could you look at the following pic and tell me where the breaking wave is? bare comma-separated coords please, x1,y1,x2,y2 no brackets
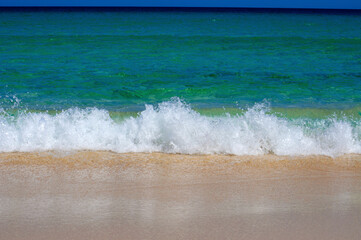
1,98,361,157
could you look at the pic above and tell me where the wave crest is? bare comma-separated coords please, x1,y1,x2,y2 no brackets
0,98,360,156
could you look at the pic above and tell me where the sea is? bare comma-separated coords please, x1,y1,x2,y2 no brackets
1,8,361,157
2,9,361,240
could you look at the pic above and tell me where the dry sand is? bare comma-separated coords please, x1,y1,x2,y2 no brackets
1,152,361,240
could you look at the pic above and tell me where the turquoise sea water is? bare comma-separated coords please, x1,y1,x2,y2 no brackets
1,9,361,155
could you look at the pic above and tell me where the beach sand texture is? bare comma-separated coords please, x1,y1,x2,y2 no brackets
1,152,361,240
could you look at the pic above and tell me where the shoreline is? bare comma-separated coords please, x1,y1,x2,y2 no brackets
1,151,361,170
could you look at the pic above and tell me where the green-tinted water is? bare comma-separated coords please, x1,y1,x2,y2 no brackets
1,9,361,113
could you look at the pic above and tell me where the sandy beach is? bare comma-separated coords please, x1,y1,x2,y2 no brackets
2,5,361,240
1,152,361,240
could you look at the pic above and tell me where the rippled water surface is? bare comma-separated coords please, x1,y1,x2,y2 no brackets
1,9,361,110
1,9,361,155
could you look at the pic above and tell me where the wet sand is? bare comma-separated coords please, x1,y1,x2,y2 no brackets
1,152,361,240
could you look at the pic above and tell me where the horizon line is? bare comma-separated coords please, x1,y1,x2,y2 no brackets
0,6,361,12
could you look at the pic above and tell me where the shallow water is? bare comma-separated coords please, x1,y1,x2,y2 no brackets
1,9,361,156
1,9,361,111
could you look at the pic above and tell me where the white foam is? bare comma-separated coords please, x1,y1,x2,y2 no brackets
0,98,360,157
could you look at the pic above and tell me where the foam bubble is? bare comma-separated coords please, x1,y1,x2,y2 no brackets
0,98,360,157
